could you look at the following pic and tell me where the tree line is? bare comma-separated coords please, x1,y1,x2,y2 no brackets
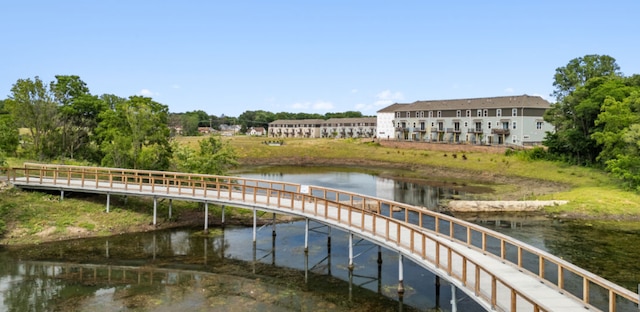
544,54,640,191
0,75,237,174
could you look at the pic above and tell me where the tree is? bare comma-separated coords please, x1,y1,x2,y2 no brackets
552,54,621,102
50,75,98,159
6,76,58,160
0,115,19,157
97,96,172,170
173,136,238,175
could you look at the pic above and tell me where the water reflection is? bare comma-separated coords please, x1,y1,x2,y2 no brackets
1,223,486,312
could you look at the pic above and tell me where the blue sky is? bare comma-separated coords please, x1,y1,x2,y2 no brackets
2,1,639,117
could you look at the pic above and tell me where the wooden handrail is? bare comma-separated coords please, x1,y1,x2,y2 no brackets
7,164,638,311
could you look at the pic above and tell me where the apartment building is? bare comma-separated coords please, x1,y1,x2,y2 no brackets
377,95,553,146
268,117,377,139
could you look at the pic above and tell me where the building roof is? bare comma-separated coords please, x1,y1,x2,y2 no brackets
377,103,406,113
378,95,550,112
324,117,376,124
269,119,325,125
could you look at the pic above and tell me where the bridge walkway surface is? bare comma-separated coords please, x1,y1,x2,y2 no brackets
5,163,639,312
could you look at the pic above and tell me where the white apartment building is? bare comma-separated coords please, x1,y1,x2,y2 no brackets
377,95,553,146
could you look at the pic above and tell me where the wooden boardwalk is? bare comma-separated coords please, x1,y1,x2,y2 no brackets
5,164,639,312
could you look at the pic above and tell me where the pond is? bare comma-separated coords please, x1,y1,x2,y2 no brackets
0,166,638,311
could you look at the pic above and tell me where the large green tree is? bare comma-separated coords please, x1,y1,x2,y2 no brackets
544,55,624,165
51,75,106,160
6,76,58,160
551,54,621,102
97,96,172,170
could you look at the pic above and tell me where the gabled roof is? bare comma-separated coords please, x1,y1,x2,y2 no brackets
377,103,407,113
402,95,550,111
324,117,376,124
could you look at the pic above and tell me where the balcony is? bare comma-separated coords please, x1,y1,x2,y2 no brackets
468,128,483,134
492,129,510,135
446,128,461,133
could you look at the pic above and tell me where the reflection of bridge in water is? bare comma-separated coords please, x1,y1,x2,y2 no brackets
6,163,639,312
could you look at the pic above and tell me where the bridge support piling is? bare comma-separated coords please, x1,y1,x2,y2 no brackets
398,254,405,295
435,275,441,307
377,246,382,264
451,284,458,312
153,197,157,226
204,202,209,234
221,205,225,227
106,193,110,213
60,190,64,201
348,233,354,271
168,199,172,220
327,227,332,254
304,218,309,253
272,213,276,237
252,208,257,243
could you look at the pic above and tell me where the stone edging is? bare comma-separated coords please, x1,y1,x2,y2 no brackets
447,200,569,212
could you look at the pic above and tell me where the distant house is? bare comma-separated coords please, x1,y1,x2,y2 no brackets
198,127,211,134
249,127,266,136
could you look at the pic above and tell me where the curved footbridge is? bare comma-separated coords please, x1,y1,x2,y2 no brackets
5,163,639,312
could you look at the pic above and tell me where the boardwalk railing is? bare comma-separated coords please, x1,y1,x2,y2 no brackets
5,163,639,312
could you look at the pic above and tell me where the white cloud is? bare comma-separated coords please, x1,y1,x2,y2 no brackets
291,100,334,111
504,87,515,94
139,88,156,96
374,89,404,107
351,89,358,93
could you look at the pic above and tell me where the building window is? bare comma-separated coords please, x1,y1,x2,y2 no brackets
466,110,471,117
513,121,517,129
431,122,435,127
477,109,482,117
420,111,424,118
420,122,425,130
464,121,468,128
483,109,488,117
456,110,461,117
512,108,518,117
437,111,442,118
488,122,492,129
406,111,411,118
496,109,502,117
396,112,400,118
428,111,433,118
536,121,543,129
512,135,517,144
